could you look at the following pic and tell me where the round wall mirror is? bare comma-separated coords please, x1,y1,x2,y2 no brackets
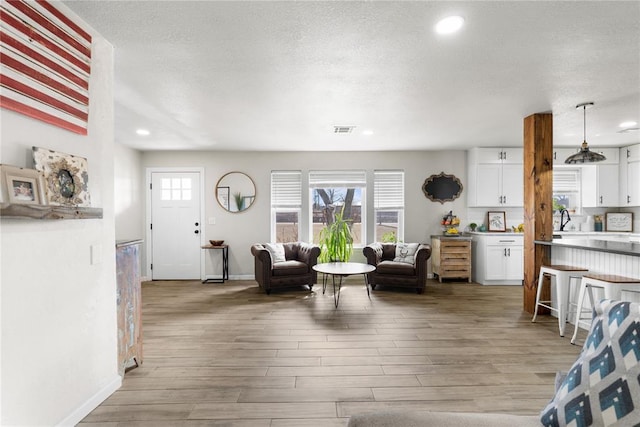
215,171,256,212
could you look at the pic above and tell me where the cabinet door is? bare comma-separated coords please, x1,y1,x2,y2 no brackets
501,163,523,206
599,164,620,207
553,148,578,165
484,245,506,280
475,149,504,164
590,147,619,164
628,161,640,206
475,164,502,206
504,245,523,281
583,164,619,207
627,144,640,162
501,148,523,164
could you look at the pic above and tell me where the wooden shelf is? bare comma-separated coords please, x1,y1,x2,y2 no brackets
0,203,103,220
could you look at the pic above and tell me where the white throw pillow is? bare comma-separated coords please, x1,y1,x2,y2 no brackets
264,243,286,263
394,243,419,264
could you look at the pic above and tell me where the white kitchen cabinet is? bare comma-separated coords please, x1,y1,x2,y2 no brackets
471,233,523,285
620,144,640,206
589,147,620,164
582,164,619,207
553,148,579,165
467,148,523,207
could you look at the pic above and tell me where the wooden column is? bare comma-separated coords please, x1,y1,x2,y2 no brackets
523,113,553,314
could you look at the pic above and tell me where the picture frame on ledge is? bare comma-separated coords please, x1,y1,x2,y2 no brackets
487,211,507,232
32,147,91,207
0,164,46,205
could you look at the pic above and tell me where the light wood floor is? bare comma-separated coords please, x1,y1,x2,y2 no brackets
79,278,581,426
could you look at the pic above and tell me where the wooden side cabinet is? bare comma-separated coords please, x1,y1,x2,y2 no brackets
431,236,472,283
116,239,143,376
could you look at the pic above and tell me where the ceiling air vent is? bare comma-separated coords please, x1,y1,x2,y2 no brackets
334,126,355,134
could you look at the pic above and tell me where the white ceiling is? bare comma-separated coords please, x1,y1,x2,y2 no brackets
64,1,640,152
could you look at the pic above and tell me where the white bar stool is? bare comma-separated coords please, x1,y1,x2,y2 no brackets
532,265,588,337
570,273,640,344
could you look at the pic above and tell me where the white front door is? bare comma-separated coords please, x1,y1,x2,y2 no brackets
150,171,202,279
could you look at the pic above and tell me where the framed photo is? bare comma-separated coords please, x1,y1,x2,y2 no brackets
32,147,91,206
605,212,633,232
0,164,46,205
216,186,230,210
487,211,507,232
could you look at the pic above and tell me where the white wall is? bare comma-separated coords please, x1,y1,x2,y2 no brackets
142,150,468,278
0,12,120,426
114,143,144,242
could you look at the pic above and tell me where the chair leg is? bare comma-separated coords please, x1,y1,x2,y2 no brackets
571,280,589,345
531,270,547,323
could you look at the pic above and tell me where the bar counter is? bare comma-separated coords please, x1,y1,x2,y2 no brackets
534,239,640,257
535,238,640,306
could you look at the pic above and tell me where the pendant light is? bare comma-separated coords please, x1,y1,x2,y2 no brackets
565,102,606,164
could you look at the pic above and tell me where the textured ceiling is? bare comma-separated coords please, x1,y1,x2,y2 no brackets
65,1,640,152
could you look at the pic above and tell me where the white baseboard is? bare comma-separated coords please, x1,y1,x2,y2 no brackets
229,274,254,280
57,374,121,427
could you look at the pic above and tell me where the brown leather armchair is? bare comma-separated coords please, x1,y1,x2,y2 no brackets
250,242,321,294
362,243,431,294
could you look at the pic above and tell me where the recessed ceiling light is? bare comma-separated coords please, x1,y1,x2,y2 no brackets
619,121,638,128
136,129,150,136
435,16,464,35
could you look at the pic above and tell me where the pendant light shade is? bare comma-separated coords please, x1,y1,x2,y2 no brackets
565,102,606,164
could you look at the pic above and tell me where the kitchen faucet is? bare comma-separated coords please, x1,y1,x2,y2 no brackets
559,208,571,231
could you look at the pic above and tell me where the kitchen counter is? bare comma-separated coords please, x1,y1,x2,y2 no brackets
431,234,473,241
535,239,640,257
465,231,524,236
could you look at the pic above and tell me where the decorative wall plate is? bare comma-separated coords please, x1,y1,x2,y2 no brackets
33,147,91,206
422,172,463,204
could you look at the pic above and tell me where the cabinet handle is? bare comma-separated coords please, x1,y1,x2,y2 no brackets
628,149,631,159
599,196,603,204
508,248,511,256
504,248,507,256
628,195,631,204
503,195,507,204
499,240,515,243
553,152,557,160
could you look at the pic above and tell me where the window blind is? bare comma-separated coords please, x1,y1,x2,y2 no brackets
308,170,366,188
374,170,404,210
553,169,580,192
271,171,301,208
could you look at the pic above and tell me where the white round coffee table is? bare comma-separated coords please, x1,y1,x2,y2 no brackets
313,262,376,308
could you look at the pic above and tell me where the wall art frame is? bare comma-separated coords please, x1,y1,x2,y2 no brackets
488,211,507,232
0,164,46,205
422,172,463,204
605,212,633,232
32,146,91,206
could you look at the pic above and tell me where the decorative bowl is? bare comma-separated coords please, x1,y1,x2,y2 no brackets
209,240,224,246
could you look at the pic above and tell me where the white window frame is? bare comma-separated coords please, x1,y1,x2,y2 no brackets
271,171,302,243
308,170,367,247
553,168,582,214
374,170,405,242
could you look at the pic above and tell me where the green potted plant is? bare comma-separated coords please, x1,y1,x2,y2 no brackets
318,207,354,263
233,192,245,211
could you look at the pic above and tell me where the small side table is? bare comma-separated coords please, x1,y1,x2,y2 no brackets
201,244,229,283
